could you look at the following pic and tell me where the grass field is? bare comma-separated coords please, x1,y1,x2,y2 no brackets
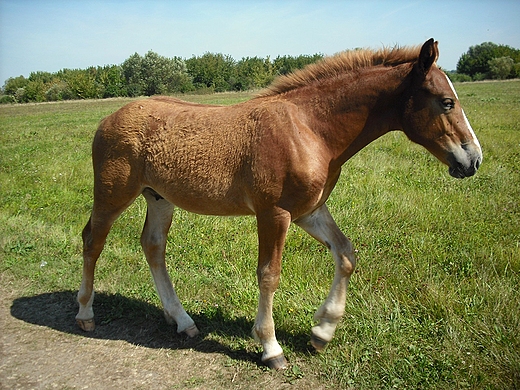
1,81,519,389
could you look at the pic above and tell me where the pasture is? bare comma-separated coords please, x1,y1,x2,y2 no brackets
1,81,519,389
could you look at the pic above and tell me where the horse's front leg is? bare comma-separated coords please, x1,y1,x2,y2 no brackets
253,208,291,369
295,204,356,351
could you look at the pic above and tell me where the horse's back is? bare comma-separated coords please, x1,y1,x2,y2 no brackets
92,95,330,217
93,97,259,215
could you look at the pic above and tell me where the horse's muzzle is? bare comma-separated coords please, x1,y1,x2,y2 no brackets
449,153,482,178
447,141,482,179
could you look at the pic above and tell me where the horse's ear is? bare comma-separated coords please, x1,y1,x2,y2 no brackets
415,38,439,78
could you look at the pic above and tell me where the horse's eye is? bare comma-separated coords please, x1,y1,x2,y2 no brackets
442,98,455,110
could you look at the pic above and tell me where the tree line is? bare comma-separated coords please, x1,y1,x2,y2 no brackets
451,42,520,82
0,51,323,103
2,42,519,103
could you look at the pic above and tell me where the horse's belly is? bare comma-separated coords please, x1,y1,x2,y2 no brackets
169,196,255,216
150,181,255,217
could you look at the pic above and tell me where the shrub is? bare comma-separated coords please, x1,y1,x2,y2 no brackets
3,76,29,95
235,57,274,90
186,53,236,92
24,80,47,102
513,63,520,78
2,50,324,102
446,72,472,83
457,42,520,80
45,82,71,101
126,83,142,97
472,73,487,81
272,54,324,75
489,56,515,79
122,51,193,96
15,87,27,103
0,94,15,104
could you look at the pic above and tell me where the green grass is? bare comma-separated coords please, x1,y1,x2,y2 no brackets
1,82,519,389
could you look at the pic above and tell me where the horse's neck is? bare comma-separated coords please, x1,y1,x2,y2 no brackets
290,64,411,169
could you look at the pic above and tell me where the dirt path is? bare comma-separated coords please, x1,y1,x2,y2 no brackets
0,276,325,389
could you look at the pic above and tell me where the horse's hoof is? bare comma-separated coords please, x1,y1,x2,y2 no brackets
183,324,200,338
310,334,328,352
264,355,288,370
76,318,95,332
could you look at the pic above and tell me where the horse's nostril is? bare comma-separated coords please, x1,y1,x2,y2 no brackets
475,159,481,170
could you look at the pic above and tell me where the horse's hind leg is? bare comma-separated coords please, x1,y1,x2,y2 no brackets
76,216,108,331
76,197,137,331
140,189,199,337
294,204,356,351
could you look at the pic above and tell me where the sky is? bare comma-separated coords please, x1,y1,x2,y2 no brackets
1,0,520,84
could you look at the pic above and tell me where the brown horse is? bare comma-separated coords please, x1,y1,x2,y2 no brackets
76,39,482,369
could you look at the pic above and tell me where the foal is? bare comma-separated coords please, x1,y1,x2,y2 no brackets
76,39,482,369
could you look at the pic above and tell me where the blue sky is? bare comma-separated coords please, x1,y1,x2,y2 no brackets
1,0,519,84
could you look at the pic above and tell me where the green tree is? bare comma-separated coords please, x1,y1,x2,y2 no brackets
489,57,514,80
28,71,55,84
122,51,193,96
45,81,70,101
272,54,323,75
513,63,520,78
446,71,472,82
2,76,28,96
186,53,236,92
235,57,274,90
121,53,144,96
96,65,126,98
2,50,328,103
457,42,520,78
57,68,101,99
141,51,193,94
24,80,46,102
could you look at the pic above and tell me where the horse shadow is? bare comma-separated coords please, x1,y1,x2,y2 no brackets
10,290,313,365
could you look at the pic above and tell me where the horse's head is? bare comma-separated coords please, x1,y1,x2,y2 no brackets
401,39,482,178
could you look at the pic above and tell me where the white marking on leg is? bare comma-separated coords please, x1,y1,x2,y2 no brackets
311,262,351,341
254,210,290,367
150,267,197,333
253,290,284,361
295,204,356,347
76,285,94,321
141,190,198,336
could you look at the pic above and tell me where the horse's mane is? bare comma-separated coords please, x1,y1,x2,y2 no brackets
258,45,422,97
